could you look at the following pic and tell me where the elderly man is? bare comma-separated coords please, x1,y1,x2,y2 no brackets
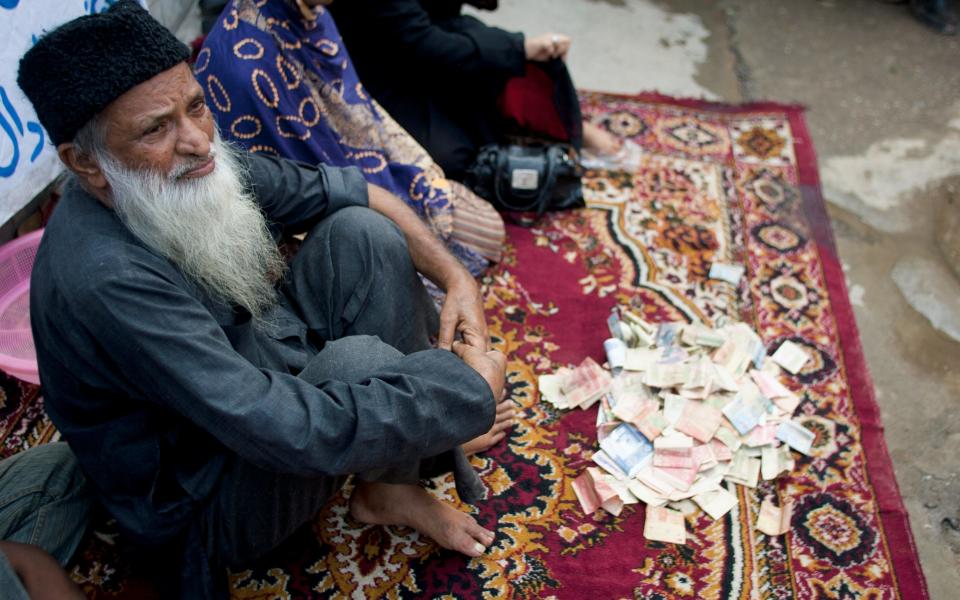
17,1,509,597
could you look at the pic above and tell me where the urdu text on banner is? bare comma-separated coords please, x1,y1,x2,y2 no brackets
0,0,127,226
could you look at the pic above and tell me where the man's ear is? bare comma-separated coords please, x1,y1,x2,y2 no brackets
57,143,108,192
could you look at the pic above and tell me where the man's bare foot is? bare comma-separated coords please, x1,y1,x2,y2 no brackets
463,399,517,455
582,120,622,155
350,481,495,557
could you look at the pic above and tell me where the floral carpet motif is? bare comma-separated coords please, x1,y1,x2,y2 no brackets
0,93,927,598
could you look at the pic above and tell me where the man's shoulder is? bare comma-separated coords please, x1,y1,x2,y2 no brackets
34,186,180,297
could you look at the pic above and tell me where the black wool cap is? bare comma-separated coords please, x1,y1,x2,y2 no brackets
17,0,191,146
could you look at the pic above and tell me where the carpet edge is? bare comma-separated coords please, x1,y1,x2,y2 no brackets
783,105,931,600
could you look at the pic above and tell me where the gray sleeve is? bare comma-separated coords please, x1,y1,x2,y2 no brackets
73,267,495,478
241,153,369,234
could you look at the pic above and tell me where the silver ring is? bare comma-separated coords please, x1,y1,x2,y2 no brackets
551,34,560,46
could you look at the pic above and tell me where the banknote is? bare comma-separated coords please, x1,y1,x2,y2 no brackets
712,339,752,378
656,345,689,365
561,357,612,409
636,410,669,440
607,311,626,341
653,432,695,469
708,262,745,286
761,444,794,480
655,322,682,348
644,505,687,544
744,422,779,447
604,337,627,374
687,463,728,496
603,473,639,505
611,393,658,427
592,449,628,480
714,426,742,451
623,347,658,372
635,463,678,496
770,392,800,414
621,309,656,338
538,371,571,409
756,497,794,536
724,450,760,488
626,478,669,507
573,467,624,516
724,322,766,369
722,392,767,435
599,423,654,478
653,463,699,491
681,324,726,348
645,361,690,388
710,438,734,461
749,369,793,400
710,363,740,393
691,442,718,471
770,340,810,374
674,400,723,443
662,393,687,426
572,469,601,515
775,420,815,455
693,486,738,520
681,356,715,392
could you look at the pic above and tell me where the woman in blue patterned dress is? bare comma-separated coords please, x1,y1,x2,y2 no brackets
197,0,505,276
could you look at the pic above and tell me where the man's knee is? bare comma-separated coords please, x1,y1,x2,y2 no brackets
322,206,409,265
0,443,87,500
299,335,404,385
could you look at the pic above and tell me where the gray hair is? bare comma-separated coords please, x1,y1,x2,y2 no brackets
72,114,107,160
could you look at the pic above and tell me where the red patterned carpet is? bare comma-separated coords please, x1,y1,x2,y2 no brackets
0,93,927,599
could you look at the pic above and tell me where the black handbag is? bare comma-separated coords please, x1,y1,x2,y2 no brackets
465,143,584,222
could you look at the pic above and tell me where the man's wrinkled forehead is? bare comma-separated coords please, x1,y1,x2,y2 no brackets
99,62,204,133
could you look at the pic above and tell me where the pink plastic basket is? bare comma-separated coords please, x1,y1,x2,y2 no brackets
0,229,43,385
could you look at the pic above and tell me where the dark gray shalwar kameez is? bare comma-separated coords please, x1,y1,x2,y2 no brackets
29,154,495,598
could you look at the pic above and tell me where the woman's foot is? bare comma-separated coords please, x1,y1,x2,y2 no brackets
580,121,641,170
582,121,622,155
463,399,517,455
350,481,496,557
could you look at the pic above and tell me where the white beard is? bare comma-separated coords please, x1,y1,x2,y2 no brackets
99,135,286,320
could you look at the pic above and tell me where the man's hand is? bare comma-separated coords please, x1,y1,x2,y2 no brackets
452,341,507,401
0,541,86,600
438,274,488,351
524,32,571,61
366,184,492,350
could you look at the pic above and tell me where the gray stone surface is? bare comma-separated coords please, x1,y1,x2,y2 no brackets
937,188,960,279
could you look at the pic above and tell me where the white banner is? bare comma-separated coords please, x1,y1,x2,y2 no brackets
0,0,124,226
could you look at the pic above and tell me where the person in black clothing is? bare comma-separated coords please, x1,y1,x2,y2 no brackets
909,0,957,34
329,0,624,180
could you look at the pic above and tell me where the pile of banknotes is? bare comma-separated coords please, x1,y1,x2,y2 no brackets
538,306,817,544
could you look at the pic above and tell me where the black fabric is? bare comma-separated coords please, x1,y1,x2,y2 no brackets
538,59,583,150
17,0,190,145
330,0,526,179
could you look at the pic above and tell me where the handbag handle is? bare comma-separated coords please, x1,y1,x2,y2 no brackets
493,146,561,217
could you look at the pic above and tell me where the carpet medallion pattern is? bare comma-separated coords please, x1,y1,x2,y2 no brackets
0,93,926,599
